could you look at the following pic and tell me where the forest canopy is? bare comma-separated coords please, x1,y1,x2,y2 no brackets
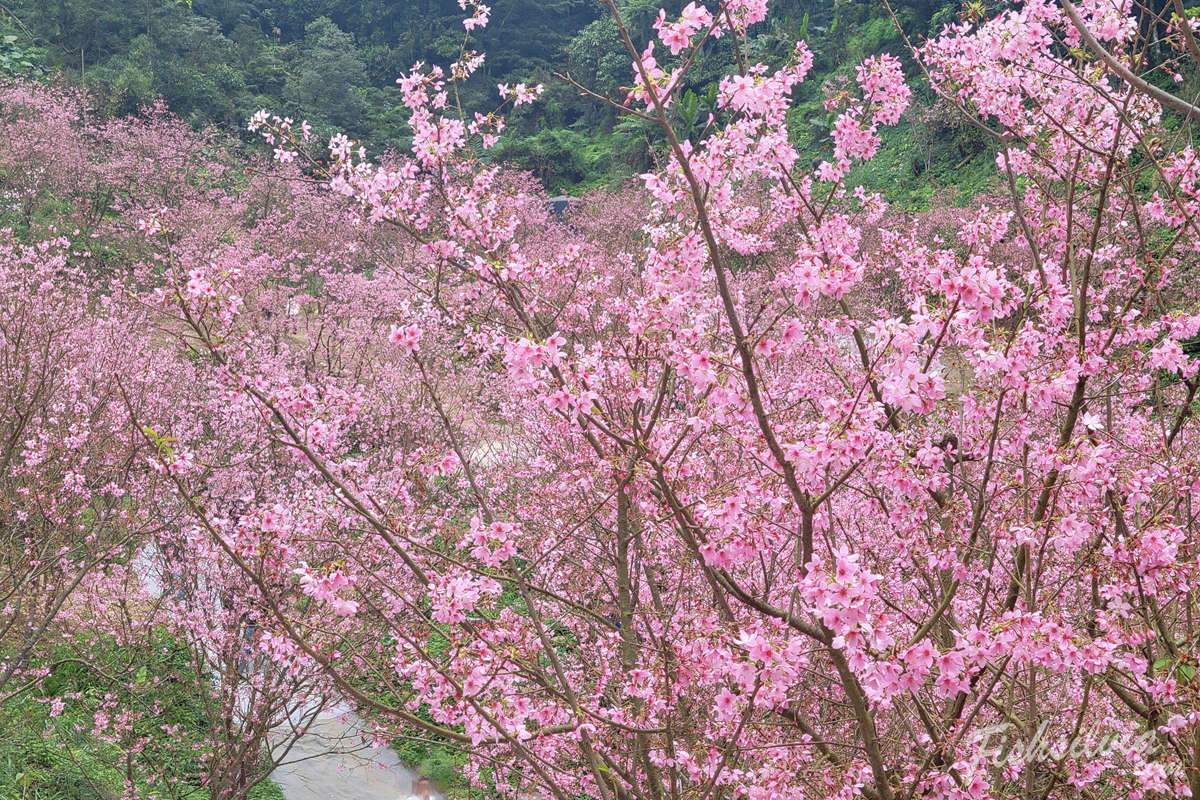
0,0,974,193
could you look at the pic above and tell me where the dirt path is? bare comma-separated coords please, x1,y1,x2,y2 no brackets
271,707,435,800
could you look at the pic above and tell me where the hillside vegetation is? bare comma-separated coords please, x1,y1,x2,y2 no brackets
0,0,984,195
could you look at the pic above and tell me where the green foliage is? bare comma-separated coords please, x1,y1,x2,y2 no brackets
489,127,623,193
392,736,469,799
5,0,996,196
0,33,44,76
0,695,122,800
840,116,998,210
285,16,368,138
0,634,285,800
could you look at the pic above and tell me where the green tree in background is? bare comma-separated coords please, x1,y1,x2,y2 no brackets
93,7,248,124
285,16,368,137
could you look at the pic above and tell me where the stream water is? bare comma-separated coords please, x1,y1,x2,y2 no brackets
271,707,435,800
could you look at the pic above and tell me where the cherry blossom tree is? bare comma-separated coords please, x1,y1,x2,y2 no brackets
0,231,158,700
45,525,337,800
214,0,1200,797
0,83,345,800
8,0,1200,798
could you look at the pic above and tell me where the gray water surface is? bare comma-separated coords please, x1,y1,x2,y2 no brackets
271,707,436,800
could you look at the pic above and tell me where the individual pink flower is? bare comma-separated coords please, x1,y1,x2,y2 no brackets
389,323,423,354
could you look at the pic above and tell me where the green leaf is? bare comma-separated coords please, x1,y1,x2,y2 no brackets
679,90,698,129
